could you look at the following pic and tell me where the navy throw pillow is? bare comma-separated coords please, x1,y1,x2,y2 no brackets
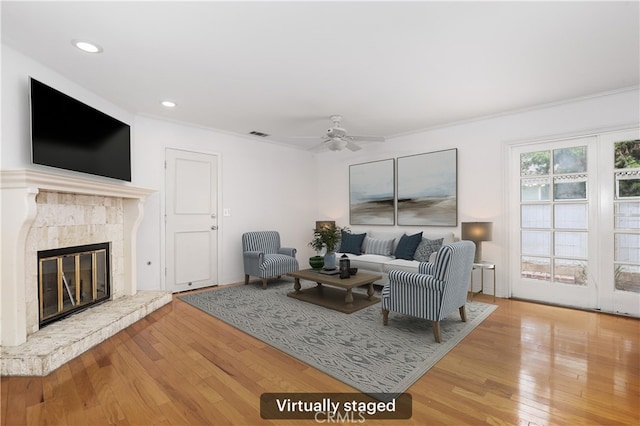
394,232,423,260
338,231,366,255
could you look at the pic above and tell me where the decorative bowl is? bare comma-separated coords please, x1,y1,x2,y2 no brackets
309,256,324,270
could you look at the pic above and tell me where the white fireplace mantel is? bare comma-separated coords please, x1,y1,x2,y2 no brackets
0,169,155,198
1,169,155,346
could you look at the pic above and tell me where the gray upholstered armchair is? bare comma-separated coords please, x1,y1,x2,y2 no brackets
381,241,475,342
242,231,299,289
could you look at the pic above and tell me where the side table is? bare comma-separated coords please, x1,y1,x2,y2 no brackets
470,262,496,302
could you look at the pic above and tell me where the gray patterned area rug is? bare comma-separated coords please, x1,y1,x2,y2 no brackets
179,279,497,398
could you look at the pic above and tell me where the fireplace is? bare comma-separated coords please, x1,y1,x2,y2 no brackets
1,170,175,376
38,242,111,327
1,169,157,348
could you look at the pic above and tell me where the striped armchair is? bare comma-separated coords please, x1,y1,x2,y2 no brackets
242,231,299,289
381,241,476,342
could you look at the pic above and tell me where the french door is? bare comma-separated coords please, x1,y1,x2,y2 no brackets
509,130,640,316
600,130,640,315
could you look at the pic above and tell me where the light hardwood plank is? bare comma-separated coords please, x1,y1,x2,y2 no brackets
2,292,639,425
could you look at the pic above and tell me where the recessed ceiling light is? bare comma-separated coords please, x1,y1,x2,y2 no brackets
161,100,176,108
72,40,103,54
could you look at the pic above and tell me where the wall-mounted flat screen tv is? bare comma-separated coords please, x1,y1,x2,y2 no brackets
30,77,131,182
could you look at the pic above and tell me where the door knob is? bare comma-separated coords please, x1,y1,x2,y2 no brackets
211,225,218,230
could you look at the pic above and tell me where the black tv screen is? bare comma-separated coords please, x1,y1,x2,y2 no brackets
30,78,131,182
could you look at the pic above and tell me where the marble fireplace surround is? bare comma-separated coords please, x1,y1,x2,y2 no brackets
1,169,171,376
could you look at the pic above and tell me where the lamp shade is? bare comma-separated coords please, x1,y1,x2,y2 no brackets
461,222,492,242
462,222,492,262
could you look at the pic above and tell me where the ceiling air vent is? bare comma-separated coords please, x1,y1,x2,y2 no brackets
249,131,270,137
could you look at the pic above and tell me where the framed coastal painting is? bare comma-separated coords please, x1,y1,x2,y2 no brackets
349,159,395,225
397,148,457,226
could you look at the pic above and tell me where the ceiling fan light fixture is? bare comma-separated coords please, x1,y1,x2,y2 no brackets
328,138,347,151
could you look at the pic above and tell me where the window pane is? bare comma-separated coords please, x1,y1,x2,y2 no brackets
554,259,587,285
522,230,550,256
555,231,587,257
554,179,587,200
521,256,550,281
615,202,640,229
554,146,587,173
615,233,640,263
522,204,551,228
554,204,587,229
615,264,640,293
521,178,550,201
617,176,640,198
614,140,640,169
615,141,640,198
521,151,550,176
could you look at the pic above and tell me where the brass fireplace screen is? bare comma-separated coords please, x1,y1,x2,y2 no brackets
38,243,111,327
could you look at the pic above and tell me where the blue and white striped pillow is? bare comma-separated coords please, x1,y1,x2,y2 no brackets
364,236,395,256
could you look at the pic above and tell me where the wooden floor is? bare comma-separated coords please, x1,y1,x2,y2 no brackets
2,289,639,425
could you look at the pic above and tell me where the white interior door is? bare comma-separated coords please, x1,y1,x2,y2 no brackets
165,148,218,292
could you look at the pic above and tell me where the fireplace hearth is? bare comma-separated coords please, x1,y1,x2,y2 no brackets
38,242,111,327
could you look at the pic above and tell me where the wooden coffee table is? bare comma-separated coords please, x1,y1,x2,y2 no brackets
286,269,382,314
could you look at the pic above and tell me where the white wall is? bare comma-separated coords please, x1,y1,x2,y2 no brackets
1,46,134,170
314,88,640,297
133,116,317,289
3,43,638,297
1,44,318,292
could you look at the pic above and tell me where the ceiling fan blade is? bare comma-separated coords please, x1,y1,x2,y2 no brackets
345,140,362,151
308,139,331,152
281,135,325,140
348,135,386,143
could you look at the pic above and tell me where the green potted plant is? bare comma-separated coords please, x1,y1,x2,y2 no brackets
309,224,346,270
308,235,325,270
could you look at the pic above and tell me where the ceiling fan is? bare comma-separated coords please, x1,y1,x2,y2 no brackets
309,115,385,152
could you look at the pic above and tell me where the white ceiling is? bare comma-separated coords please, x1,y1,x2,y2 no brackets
2,1,639,150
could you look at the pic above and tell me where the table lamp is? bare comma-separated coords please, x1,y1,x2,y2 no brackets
461,222,492,263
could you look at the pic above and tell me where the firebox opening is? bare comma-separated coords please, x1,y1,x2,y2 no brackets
38,242,111,327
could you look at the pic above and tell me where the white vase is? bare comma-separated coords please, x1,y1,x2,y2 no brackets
323,252,336,270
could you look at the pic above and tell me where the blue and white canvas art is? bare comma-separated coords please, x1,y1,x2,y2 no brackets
350,159,395,225
397,149,457,226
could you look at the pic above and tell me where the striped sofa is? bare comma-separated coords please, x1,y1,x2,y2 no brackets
381,241,476,342
242,231,299,289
